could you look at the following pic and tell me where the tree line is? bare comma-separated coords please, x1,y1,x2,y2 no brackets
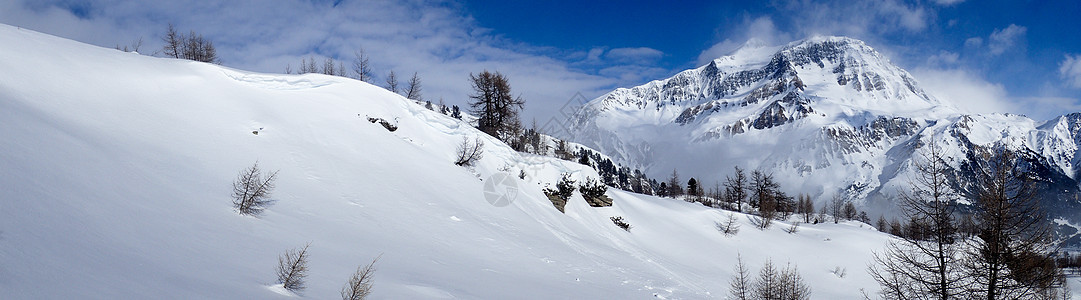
657,166,870,230
161,23,219,64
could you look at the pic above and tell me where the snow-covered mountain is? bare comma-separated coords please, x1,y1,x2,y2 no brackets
566,36,1081,245
0,24,923,299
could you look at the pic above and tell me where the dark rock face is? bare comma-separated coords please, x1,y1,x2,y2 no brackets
547,194,567,213
584,195,613,207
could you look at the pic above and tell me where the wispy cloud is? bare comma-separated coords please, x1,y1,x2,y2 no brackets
0,0,661,123
926,50,960,65
604,47,663,64
696,16,790,65
1060,54,1081,89
913,67,1081,120
911,68,1015,115
930,0,965,6
988,24,1027,55
770,0,930,37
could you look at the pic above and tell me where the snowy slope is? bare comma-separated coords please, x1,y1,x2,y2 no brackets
566,36,1081,240
0,25,927,299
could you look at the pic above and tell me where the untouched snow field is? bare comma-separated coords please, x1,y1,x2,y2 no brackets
1,24,1075,299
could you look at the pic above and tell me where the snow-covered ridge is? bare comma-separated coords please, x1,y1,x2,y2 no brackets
565,35,1081,245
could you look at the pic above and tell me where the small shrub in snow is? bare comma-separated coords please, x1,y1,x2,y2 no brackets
367,117,397,132
785,222,800,234
543,173,577,213
717,213,741,236
610,216,632,232
749,215,772,230
232,162,278,216
578,177,608,200
450,105,461,119
454,137,484,166
831,266,847,278
277,243,310,292
543,173,576,201
579,177,612,207
341,256,380,300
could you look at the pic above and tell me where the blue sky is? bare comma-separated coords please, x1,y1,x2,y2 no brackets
1,0,1079,122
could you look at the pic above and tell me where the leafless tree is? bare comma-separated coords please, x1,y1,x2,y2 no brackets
842,201,858,220
454,137,484,166
750,170,779,209
468,70,524,139
667,169,683,198
730,254,752,300
796,194,815,223
757,197,776,229
717,213,741,236
162,23,181,58
785,222,799,234
963,148,1062,299
277,243,310,292
754,259,780,300
385,71,399,94
180,31,218,63
404,72,423,101
161,25,218,63
725,166,748,212
749,259,811,300
777,263,812,300
231,162,278,216
828,194,844,224
115,37,143,52
352,49,373,82
323,58,337,76
870,138,964,300
341,255,380,300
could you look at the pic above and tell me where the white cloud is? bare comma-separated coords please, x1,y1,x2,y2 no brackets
598,65,669,85
0,0,631,123
926,50,959,65
912,68,1015,115
770,0,929,38
988,24,1026,55
586,47,604,61
931,0,965,6
964,37,983,48
1060,54,1081,88
696,16,789,65
1012,96,1081,119
914,68,1081,120
696,39,741,66
604,47,663,64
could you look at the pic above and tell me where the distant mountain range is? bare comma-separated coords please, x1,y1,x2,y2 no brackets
565,36,1081,247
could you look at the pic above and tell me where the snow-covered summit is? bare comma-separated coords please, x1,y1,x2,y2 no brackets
565,36,1081,244
585,35,948,125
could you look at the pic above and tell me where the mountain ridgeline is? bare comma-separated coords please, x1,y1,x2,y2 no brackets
566,36,1081,247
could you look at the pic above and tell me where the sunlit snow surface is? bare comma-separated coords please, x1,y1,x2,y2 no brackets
0,25,1077,299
